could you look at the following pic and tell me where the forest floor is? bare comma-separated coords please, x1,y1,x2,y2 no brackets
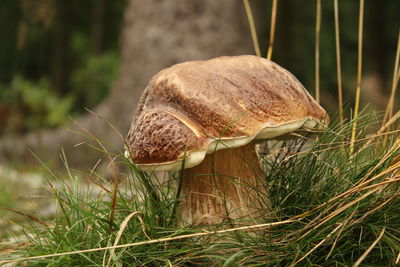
0,165,56,242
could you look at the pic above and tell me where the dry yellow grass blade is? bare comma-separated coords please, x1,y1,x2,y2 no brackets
334,0,344,128
105,211,149,267
352,227,386,267
291,148,400,242
359,109,400,152
355,175,400,193
0,219,297,265
315,0,321,103
267,0,278,60
383,30,400,125
350,0,365,155
325,209,358,260
289,129,400,161
284,201,342,240
243,0,261,57
69,117,120,230
350,193,398,226
294,184,395,244
296,187,380,242
292,223,343,266
357,138,400,184
301,143,400,220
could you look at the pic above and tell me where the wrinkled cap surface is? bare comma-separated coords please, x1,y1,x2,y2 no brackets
126,55,329,171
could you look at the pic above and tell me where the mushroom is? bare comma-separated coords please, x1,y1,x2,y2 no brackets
126,55,329,225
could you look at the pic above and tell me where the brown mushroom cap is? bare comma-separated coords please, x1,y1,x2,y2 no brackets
126,55,329,171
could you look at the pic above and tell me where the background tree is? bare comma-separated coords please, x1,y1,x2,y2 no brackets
0,0,398,169
0,0,252,169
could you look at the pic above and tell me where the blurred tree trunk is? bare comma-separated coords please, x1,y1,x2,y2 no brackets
91,0,109,55
0,0,252,170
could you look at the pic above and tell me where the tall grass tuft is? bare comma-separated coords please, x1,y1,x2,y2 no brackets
1,111,400,266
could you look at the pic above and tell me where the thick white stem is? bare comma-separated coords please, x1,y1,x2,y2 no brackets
179,142,267,225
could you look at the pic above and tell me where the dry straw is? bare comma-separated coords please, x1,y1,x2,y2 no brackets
267,0,278,60
350,0,365,155
292,223,343,266
0,219,297,265
243,0,261,57
334,0,344,129
352,227,386,267
104,211,149,267
383,30,400,125
243,0,278,60
315,0,321,103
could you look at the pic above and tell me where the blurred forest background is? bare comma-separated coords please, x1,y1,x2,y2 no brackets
0,0,124,133
0,0,398,169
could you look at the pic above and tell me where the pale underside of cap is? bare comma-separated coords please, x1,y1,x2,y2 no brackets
126,55,329,171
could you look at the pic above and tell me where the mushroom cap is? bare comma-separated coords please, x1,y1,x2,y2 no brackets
126,55,329,171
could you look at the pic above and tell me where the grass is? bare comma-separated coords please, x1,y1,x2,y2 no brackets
1,111,400,266
0,167,53,242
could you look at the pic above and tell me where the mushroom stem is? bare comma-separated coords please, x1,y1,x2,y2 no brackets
179,142,267,225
